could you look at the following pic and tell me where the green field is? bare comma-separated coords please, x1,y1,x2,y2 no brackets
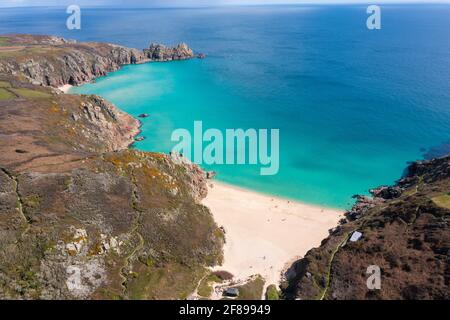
0,37,11,46
432,194,450,210
0,81,12,88
0,88,15,101
10,88,51,99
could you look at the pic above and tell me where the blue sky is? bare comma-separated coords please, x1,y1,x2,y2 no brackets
1,0,449,7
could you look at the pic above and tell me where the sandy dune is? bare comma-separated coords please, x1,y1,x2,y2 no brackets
203,181,343,292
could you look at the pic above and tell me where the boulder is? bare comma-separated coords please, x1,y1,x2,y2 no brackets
370,185,402,199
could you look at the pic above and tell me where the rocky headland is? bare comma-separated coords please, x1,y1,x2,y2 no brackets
0,34,194,88
282,156,450,300
0,35,220,299
0,34,448,300
144,43,194,62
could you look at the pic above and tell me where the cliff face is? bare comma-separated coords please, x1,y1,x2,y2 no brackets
144,43,194,62
0,35,222,300
0,35,194,87
283,157,450,300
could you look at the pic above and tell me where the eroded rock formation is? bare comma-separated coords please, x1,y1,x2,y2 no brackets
144,43,194,62
0,35,221,300
0,35,194,87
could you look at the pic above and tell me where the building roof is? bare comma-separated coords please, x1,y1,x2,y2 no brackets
349,231,363,242
224,288,239,296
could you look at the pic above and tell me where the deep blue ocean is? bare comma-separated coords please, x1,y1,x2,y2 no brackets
1,5,449,208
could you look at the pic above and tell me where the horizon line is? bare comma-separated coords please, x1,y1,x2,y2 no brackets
1,1,450,9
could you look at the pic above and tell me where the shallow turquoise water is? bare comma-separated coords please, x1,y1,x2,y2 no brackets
3,5,449,208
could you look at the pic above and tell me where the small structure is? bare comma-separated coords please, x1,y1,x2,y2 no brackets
223,288,239,297
349,231,363,242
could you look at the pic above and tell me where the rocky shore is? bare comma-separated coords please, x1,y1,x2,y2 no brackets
282,156,450,300
0,35,195,88
0,35,220,300
144,43,194,62
0,34,448,300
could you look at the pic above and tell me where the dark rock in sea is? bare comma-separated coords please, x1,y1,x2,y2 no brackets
197,53,206,59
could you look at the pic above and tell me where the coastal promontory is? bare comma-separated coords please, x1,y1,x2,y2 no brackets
0,34,448,301
283,156,450,300
0,35,221,299
0,34,195,87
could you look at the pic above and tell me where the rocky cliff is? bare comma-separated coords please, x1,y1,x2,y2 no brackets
0,35,222,299
282,156,450,300
0,35,194,88
144,43,194,62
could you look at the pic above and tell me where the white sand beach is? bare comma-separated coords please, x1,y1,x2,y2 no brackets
203,181,343,294
58,84,72,93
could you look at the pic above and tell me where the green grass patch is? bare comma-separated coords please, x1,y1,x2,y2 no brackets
432,194,450,210
235,275,265,300
0,81,12,88
265,284,280,300
0,88,15,101
0,37,11,46
402,186,418,197
198,274,221,298
319,232,350,300
0,51,22,58
22,194,42,213
10,88,51,99
127,264,205,300
212,270,233,281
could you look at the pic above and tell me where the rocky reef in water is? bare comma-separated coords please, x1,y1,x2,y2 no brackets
0,35,222,299
282,156,450,300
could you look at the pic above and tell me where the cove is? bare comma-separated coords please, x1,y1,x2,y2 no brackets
68,5,450,209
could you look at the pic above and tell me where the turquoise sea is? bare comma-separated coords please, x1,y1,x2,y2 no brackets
1,5,450,208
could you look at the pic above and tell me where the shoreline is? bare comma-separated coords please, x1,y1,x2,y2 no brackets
58,84,72,93
59,76,344,297
202,180,344,297
214,178,345,211
52,44,345,298
4,34,447,300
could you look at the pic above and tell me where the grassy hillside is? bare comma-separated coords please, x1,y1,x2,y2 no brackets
283,156,450,300
0,35,223,299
